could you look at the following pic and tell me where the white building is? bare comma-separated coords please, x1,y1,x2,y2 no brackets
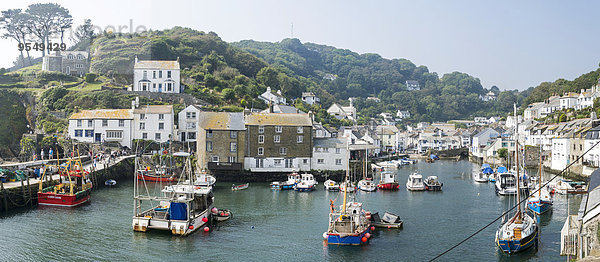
68,109,134,148
312,138,349,171
132,56,181,93
396,110,411,119
584,126,600,168
405,80,420,91
258,87,286,105
133,105,174,143
302,92,320,105
524,102,544,120
178,105,202,142
560,92,579,110
552,137,571,171
470,128,501,158
505,115,523,129
327,103,356,121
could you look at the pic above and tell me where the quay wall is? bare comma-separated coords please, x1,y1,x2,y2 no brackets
0,158,134,213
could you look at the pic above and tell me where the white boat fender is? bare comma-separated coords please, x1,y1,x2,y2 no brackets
323,232,328,239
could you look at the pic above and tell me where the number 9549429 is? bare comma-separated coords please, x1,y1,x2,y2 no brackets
18,42,66,52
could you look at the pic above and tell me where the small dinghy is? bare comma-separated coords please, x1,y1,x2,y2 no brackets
370,211,403,229
232,183,249,191
212,208,232,222
105,179,116,186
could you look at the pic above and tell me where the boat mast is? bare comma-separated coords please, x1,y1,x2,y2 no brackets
364,148,367,180
538,146,542,198
514,103,521,221
341,139,350,215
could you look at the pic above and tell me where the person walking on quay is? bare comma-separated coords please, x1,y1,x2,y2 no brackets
40,149,45,160
49,148,54,160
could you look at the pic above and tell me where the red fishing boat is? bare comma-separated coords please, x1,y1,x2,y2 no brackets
136,166,177,182
377,171,399,190
38,150,92,207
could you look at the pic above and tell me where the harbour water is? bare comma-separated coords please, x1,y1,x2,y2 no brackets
0,160,582,261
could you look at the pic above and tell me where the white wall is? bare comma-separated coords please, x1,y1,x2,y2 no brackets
68,119,133,148
312,147,348,171
133,111,174,143
244,157,311,172
551,138,570,171
133,68,181,93
178,106,200,142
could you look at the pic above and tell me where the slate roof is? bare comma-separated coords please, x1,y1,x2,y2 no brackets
198,112,245,130
245,113,312,126
70,109,133,120
134,60,180,70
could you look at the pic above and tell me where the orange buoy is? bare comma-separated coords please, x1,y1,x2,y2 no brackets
371,226,375,231
365,233,371,238
387,225,391,229
361,237,367,243
188,225,194,230
203,227,210,232
202,217,208,223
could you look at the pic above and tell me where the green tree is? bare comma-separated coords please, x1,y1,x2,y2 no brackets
497,148,508,162
559,113,567,122
222,88,235,101
19,136,35,157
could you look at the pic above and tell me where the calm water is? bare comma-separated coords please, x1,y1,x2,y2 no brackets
0,160,582,261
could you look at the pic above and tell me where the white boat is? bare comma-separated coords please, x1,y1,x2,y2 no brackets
294,173,317,192
423,176,442,191
194,170,216,187
473,171,489,183
406,173,425,191
376,160,399,169
232,183,249,191
358,179,377,192
495,172,517,196
324,179,340,191
378,171,399,190
340,182,356,193
271,172,300,190
132,152,213,236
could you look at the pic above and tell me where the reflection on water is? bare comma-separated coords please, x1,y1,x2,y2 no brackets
0,160,581,261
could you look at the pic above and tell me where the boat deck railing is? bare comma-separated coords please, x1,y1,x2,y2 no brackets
560,214,579,256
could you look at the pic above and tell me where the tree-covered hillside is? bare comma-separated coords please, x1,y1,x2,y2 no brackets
525,68,600,105
233,38,528,122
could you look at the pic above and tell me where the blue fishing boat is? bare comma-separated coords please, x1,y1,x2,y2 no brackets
527,153,553,215
270,172,299,190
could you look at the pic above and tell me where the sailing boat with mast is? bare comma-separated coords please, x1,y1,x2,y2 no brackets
325,141,372,245
358,148,377,192
527,148,553,215
495,104,538,254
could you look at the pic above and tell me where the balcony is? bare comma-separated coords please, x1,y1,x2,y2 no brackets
208,162,242,171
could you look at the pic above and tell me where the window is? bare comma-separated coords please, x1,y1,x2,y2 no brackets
140,114,146,120
143,71,147,78
106,131,123,139
77,54,83,60
297,126,303,133
158,83,162,91
102,120,108,127
186,112,196,119
228,156,237,163
336,148,341,154
258,126,264,133
77,120,82,127
303,159,308,164
318,159,324,164
230,142,237,152
85,130,94,137
153,71,156,79
256,158,264,168
274,135,280,143
230,131,237,138
211,155,219,162
74,130,83,137
206,141,213,151
153,83,156,90
186,122,196,129
207,130,213,138
258,135,264,143
159,123,164,130
68,54,74,59
336,159,342,165
280,147,287,155
167,71,172,78
159,114,164,120
119,120,124,127
297,135,303,143
274,159,282,166
159,71,163,78
139,123,145,130
88,120,93,127
188,132,196,140
275,126,282,133
142,133,147,139
167,83,172,91
155,133,161,140
258,147,264,155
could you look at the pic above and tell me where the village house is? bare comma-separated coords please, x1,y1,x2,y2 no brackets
470,128,501,159
68,109,134,148
481,91,497,101
405,80,420,91
396,110,411,120
196,112,245,172
132,105,175,143
576,85,600,110
42,50,89,77
539,96,560,117
376,125,400,152
327,103,357,121
560,92,579,110
261,104,305,114
313,122,334,138
178,105,202,142
132,56,181,93
301,92,320,105
244,113,312,172
312,137,349,171
524,102,544,120
258,87,286,105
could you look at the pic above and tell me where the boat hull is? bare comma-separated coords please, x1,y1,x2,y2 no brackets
270,183,294,190
327,227,371,245
137,174,176,182
378,183,399,190
496,225,538,254
37,189,91,207
295,185,315,192
527,200,552,215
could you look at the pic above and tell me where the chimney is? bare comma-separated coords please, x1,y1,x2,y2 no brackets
131,100,136,110
135,97,139,108
135,55,138,63
277,90,282,96
176,56,180,63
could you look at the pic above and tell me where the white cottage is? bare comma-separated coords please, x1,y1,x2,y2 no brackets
132,56,181,93
68,109,134,148
178,105,202,142
133,105,174,143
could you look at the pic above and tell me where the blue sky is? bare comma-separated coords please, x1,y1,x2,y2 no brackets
1,0,599,90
